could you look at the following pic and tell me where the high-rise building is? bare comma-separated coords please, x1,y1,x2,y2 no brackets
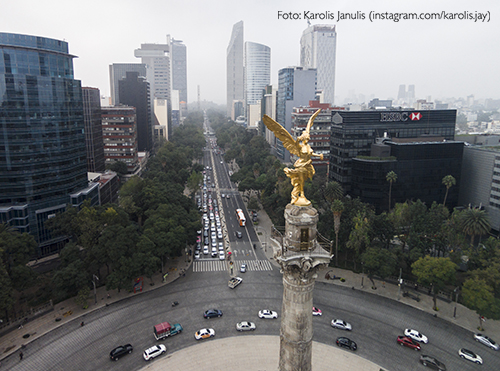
118,71,152,152
328,109,457,192
134,43,170,101
109,63,147,106
351,140,464,213
276,67,317,162
244,41,270,118
0,32,98,256
101,106,138,173
300,25,337,104
226,21,244,119
168,35,187,116
82,87,105,172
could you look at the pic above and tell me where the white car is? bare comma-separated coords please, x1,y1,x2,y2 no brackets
218,242,224,251
236,321,256,331
143,344,166,361
474,333,499,350
217,232,223,239
258,309,278,319
458,348,483,364
218,251,225,260
240,264,247,273
194,252,200,259
331,319,352,331
195,328,215,340
404,329,428,343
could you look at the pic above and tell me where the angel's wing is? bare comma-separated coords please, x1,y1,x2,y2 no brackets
262,115,299,156
304,109,321,136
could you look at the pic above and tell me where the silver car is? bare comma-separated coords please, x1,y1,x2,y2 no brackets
236,321,256,331
331,319,352,331
474,333,499,350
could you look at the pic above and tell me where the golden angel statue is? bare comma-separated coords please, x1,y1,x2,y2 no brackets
262,109,323,206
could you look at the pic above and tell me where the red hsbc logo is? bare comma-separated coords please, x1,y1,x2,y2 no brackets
410,112,422,121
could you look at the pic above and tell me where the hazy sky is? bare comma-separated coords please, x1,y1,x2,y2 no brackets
3,0,499,105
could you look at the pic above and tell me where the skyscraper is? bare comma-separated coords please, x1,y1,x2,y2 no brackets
168,35,187,107
300,25,337,104
0,32,97,256
276,67,317,162
244,41,270,116
118,71,152,152
226,21,244,119
134,43,170,102
82,87,105,172
109,63,146,106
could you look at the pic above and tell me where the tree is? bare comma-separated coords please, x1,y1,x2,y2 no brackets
442,175,456,207
411,256,457,311
462,278,499,329
75,286,90,309
346,213,371,271
324,181,343,204
460,207,491,249
106,160,128,176
386,171,397,211
331,199,344,266
361,247,398,289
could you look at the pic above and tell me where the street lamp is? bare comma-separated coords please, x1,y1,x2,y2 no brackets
92,274,99,304
453,287,459,318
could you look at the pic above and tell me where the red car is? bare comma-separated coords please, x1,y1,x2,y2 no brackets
397,335,421,350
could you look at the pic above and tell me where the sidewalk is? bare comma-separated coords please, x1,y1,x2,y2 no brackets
0,256,192,365
255,207,500,338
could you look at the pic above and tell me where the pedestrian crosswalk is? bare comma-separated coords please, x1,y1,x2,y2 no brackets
192,259,274,273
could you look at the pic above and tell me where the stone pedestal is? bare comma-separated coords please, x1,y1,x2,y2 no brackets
276,204,331,371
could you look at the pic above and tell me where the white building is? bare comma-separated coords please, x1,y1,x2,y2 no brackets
244,41,270,118
226,21,244,120
300,24,337,105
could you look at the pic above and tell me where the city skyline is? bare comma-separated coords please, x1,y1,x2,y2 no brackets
2,0,499,106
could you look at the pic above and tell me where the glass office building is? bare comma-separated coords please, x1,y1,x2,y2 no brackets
0,33,91,256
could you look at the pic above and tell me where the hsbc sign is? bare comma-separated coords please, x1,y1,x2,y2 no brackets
380,112,422,122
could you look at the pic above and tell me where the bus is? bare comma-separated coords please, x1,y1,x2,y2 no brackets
236,208,246,227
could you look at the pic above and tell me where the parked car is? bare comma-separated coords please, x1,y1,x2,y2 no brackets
204,309,223,319
397,335,421,350
419,355,446,370
336,337,357,351
312,307,322,316
143,344,166,361
110,344,133,361
331,319,352,331
458,348,482,364
236,321,256,331
195,328,215,340
258,309,278,319
404,328,429,343
474,333,499,350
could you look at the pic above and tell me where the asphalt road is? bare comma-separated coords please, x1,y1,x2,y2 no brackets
5,128,498,371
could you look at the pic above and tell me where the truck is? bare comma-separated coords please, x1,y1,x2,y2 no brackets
154,322,183,340
228,276,243,289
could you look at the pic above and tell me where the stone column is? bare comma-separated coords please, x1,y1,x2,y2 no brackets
276,204,331,371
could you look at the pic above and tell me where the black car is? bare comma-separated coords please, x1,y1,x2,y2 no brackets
204,309,223,319
336,337,357,351
110,344,133,361
420,355,446,370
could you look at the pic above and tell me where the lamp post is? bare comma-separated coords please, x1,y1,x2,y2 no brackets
453,287,459,318
92,274,99,304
